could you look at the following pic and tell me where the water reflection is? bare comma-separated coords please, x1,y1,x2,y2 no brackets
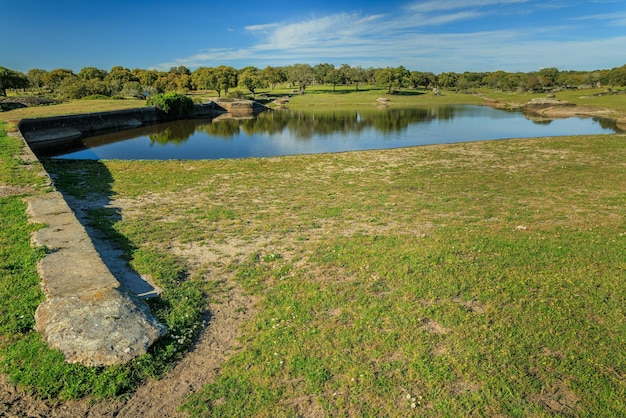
49,105,622,160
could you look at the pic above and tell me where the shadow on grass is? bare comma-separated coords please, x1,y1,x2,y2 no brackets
42,159,159,297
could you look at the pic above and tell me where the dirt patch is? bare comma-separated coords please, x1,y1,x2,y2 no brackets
0,184,34,197
420,319,449,335
529,379,580,416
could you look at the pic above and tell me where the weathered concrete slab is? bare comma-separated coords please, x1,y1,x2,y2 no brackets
25,191,167,366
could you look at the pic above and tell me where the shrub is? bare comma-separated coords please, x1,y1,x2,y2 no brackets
146,92,193,116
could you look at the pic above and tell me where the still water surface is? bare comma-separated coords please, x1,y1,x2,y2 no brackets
52,105,621,160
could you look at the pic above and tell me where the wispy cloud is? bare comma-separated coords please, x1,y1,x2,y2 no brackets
571,11,626,26
155,1,624,72
408,0,529,12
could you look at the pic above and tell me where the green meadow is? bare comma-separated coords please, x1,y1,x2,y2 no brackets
1,87,625,416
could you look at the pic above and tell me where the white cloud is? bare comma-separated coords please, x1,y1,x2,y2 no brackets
408,0,529,13
571,11,626,26
155,3,624,72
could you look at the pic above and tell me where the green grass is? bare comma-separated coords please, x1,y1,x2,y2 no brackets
42,132,626,416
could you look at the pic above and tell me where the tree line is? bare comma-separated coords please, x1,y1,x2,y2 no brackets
1,62,626,99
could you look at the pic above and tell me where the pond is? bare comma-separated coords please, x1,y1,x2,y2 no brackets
49,105,622,160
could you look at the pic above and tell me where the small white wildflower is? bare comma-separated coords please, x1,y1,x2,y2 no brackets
406,394,411,400
411,403,416,408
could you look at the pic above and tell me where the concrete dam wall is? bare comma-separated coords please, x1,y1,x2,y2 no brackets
18,102,223,154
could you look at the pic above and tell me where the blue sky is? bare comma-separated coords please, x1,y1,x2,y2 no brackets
3,0,625,74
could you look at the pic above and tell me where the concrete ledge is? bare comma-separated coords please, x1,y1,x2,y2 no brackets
25,191,167,366
18,102,224,152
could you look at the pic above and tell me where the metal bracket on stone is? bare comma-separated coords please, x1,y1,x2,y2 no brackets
25,192,167,367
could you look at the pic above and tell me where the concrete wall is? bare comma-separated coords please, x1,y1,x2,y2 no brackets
18,102,223,153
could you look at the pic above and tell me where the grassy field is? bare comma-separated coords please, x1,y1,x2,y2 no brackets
47,136,626,416
1,87,625,415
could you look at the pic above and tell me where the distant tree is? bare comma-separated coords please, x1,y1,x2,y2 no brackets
347,66,366,91
121,81,144,98
375,66,410,93
326,68,344,91
26,68,47,89
0,67,29,96
169,66,191,76
191,67,214,91
41,68,75,91
105,66,137,94
288,63,314,94
191,66,237,97
57,77,111,99
57,77,89,99
537,67,559,88
161,68,192,93
437,72,459,89
77,67,107,81
215,66,238,96
261,66,287,90
608,64,626,87
238,66,266,98
410,71,435,89
313,63,335,85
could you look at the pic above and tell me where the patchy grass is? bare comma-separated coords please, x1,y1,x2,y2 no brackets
44,133,626,416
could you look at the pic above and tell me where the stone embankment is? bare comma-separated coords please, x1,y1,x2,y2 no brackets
18,102,222,153
483,96,626,129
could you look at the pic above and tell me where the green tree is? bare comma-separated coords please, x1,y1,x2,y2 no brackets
26,68,47,90
41,68,75,91
238,66,266,98
214,66,238,97
313,63,335,85
326,68,344,91
105,66,137,94
191,67,218,94
437,72,459,89
261,66,286,90
0,67,29,96
121,81,144,98
77,67,107,81
191,67,237,97
375,66,410,93
537,67,559,88
133,68,160,89
288,63,314,94
169,66,191,76
608,64,626,87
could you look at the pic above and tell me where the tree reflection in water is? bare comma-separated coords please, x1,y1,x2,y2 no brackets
147,107,464,145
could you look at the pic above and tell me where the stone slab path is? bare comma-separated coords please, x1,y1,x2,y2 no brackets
25,190,167,366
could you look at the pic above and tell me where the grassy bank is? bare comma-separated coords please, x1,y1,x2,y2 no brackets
45,133,626,416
